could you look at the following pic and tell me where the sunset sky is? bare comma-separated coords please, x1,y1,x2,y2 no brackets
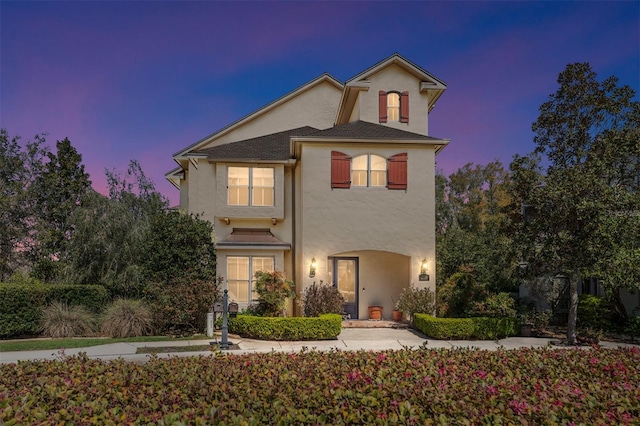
2,1,638,205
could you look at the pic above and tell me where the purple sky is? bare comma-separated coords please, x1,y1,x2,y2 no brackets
2,1,638,206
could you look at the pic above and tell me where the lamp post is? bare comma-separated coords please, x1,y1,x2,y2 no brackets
220,289,229,350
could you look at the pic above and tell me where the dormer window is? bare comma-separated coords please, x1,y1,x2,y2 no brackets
387,93,400,121
379,91,409,123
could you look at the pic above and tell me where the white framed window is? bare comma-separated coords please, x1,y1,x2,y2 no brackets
387,92,400,122
227,167,274,206
352,154,387,187
227,256,275,303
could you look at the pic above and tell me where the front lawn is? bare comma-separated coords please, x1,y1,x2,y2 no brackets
0,335,212,352
1,346,638,424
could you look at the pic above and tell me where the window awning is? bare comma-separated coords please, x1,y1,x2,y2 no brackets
216,228,291,250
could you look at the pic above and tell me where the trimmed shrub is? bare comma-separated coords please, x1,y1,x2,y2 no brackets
229,314,342,340
145,277,220,334
301,281,345,317
41,302,96,338
0,283,107,338
414,314,519,340
396,285,435,323
101,299,152,338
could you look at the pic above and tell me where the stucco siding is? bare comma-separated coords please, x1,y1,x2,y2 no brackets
296,143,437,318
199,82,341,150
356,63,430,135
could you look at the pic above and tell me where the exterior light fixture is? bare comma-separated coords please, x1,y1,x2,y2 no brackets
419,258,429,281
309,257,317,278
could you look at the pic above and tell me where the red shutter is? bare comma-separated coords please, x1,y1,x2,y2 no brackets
387,153,408,190
378,91,388,123
400,91,409,123
331,151,351,189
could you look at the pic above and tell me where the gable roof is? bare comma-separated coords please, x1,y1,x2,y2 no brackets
346,53,446,87
196,126,318,161
336,53,447,124
173,73,343,159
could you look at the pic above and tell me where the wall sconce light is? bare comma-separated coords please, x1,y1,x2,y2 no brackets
271,218,277,226
223,217,230,225
309,257,317,278
419,258,430,281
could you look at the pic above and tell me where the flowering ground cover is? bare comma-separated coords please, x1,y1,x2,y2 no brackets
1,346,638,424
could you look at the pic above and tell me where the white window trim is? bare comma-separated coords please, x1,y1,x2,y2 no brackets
226,255,275,304
227,166,275,207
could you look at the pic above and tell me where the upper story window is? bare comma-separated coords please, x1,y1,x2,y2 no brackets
387,93,400,122
228,166,274,206
331,151,407,190
379,91,409,123
352,154,387,187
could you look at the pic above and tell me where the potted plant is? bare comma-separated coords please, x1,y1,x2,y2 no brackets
518,311,533,337
368,305,383,320
391,297,403,321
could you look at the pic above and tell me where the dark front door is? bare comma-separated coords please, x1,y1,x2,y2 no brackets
334,257,358,319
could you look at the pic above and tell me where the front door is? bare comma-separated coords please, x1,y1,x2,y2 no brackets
334,257,358,319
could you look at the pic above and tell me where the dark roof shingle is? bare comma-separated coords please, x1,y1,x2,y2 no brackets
303,120,441,140
195,126,319,160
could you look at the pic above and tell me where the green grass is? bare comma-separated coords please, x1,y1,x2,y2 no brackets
0,335,213,352
135,343,240,354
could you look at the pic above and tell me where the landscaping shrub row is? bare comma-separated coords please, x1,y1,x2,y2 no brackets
229,314,342,340
2,347,638,424
414,314,519,339
0,283,107,338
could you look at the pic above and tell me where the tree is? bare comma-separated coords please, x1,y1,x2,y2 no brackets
140,211,217,284
511,63,640,344
64,161,167,297
0,130,28,279
436,161,518,295
28,138,91,280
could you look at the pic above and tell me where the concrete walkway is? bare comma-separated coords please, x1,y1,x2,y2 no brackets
1,328,636,364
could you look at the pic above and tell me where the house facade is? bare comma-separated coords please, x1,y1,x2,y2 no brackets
166,54,449,319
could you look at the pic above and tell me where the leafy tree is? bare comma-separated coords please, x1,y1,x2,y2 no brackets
436,161,518,296
64,161,167,297
0,130,28,279
511,63,640,344
29,138,91,281
140,211,217,284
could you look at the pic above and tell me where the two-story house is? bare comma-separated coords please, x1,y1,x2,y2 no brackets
166,53,449,319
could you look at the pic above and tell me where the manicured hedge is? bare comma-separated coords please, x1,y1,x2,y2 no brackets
0,283,108,338
229,314,342,340
414,314,519,340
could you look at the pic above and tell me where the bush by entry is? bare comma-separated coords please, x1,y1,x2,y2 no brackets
414,314,519,340
229,314,342,340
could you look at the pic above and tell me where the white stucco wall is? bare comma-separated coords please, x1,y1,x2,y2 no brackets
356,63,431,136
295,142,437,318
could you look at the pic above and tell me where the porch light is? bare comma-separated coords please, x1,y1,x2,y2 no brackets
419,258,430,281
309,258,317,278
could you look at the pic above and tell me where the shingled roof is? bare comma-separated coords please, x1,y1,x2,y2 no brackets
301,120,441,141
195,126,319,160
217,228,291,249
195,121,443,161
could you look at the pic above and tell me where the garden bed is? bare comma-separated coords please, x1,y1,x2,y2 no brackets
1,346,638,424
